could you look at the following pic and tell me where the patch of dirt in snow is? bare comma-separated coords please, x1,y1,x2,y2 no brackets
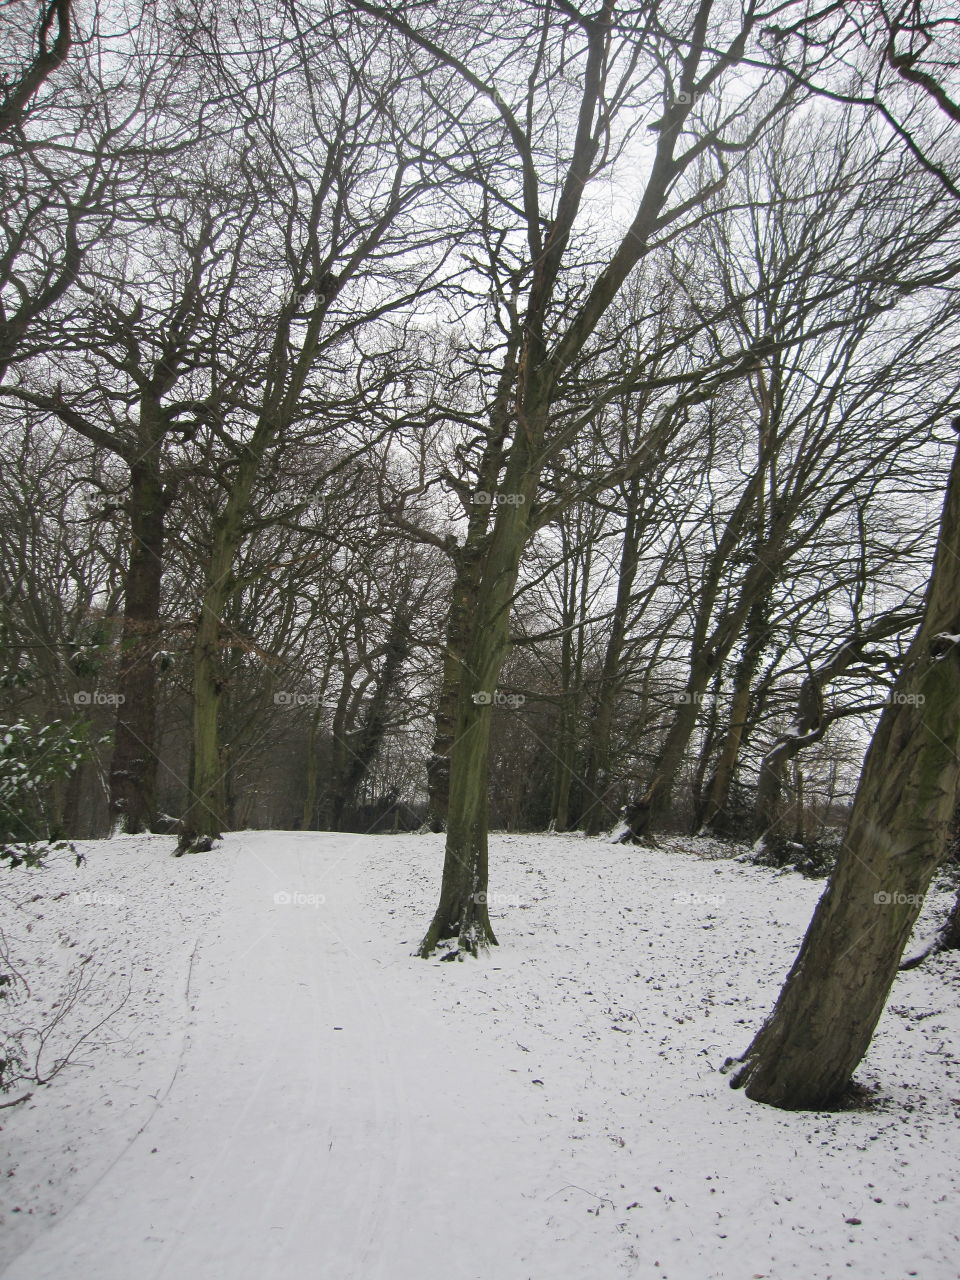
1,830,958,1280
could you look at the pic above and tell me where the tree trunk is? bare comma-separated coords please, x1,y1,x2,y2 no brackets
178,511,244,850
582,482,642,835
700,601,767,833
108,456,168,834
177,276,331,852
418,462,534,955
644,669,714,825
691,669,725,827
729,436,960,1109
425,338,519,832
301,698,325,830
549,698,577,831
330,607,412,830
418,688,497,956
425,549,481,831
549,519,591,831
178,590,227,849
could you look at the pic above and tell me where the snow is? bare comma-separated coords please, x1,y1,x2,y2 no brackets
2,830,959,1279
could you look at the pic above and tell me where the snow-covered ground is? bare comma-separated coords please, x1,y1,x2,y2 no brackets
1,830,958,1279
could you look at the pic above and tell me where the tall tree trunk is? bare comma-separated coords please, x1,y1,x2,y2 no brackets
425,339,518,832
729,437,960,1109
177,506,246,851
700,600,768,833
418,456,535,955
582,482,642,835
108,454,168,834
301,697,326,830
426,547,482,831
549,515,591,830
178,581,229,849
177,273,332,852
549,698,577,831
691,668,724,827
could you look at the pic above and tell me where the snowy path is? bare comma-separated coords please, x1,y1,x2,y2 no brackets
1,833,562,1280
3,830,960,1279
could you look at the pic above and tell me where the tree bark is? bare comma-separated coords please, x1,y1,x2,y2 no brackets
177,504,245,851
729,436,960,1109
582,481,643,834
418,457,537,955
329,606,413,829
178,577,229,849
425,338,518,832
700,600,768,833
300,696,326,830
108,454,169,834
426,547,482,831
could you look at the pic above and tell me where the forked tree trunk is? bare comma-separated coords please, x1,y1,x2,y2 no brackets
729,436,960,1109
177,279,332,852
108,457,168,834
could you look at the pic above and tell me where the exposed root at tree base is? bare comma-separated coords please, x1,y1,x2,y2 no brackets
417,921,499,960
